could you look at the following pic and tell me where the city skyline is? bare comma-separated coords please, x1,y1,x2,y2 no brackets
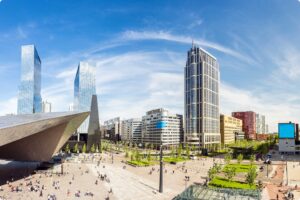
1,1,300,131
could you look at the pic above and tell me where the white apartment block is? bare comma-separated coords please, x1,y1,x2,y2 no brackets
142,108,183,146
121,118,142,143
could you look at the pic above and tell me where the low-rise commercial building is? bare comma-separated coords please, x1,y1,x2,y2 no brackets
142,108,183,147
220,114,243,145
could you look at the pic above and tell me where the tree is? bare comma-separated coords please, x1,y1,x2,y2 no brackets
250,154,255,166
177,144,182,158
73,143,79,153
65,144,70,154
135,150,141,161
82,144,87,153
130,153,134,161
237,154,243,165
224,166,236,182
150,143,154,150
171,146,175,158
225,154,232,165
90,144,96,153
246,166,257,188
214,163,222,173
208,167,217,181
191,144,196,153
185,144,190,158
147,151,151,162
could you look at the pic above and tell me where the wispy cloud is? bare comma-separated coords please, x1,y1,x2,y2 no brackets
121,30,254,63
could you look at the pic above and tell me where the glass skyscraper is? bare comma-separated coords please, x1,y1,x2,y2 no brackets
17,45,42,114
184,44,220,149
74,62,96,134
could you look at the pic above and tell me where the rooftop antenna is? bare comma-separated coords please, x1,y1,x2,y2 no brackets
192,39,194,48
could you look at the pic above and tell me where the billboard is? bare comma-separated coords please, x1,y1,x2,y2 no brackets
156,121,167,129
278,123,295,139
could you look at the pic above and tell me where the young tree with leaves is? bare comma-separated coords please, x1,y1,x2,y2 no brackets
237,154,243,165
250,154,255,166
225,154,232,165
224,166,236,182
246,166,257,188
73,143,79,153
82,143,87,153
177,144,182,158
65,144,70,154
90,144,96,153
208,167,217,181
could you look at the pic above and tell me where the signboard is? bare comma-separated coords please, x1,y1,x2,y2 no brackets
278,123,295,139
156,121,167,129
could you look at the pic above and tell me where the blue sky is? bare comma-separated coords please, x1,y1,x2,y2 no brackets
0,0,300,131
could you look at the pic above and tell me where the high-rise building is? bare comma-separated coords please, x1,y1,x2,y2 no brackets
42,101,52,113
265,124,269,134
220,114,243,145
232,111,256,139
17,45,42,114
103,117,122,141
74,62,96,134
255,114,266,134
121,118,142,144
142,108,183,147
184,45,220,149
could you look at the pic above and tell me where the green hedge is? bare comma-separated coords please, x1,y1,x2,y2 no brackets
163,157,188,163
126,160,155,167
209,177,256,190
223,163,256,173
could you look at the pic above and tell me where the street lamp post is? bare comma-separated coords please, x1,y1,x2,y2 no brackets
266,162,269,178
159,143,163,193
286,159,288,185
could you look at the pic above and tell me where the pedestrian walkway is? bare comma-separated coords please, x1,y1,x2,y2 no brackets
87,163,175,200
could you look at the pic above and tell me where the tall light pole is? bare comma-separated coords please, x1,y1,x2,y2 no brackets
286,159,288,185
159,143,163,193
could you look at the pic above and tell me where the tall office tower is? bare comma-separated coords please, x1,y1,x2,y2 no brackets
232,111,256,139
17,45,42,114
184,45,220,149
255,114,262,134
74,62,96,135
255,114,266,134
42,101,52,113
265,124,269,134
121,118,142,144
142,108,183,147
261,115,266,133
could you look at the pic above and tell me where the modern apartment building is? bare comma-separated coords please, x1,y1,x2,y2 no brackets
17,45,42,114
74,62,96,135
103,117,122,141
142,108,183,147
232,111,256,140
42,101,52,113
220,114,243,145
184,44,220,149
256,114,266,134
121,118,142,144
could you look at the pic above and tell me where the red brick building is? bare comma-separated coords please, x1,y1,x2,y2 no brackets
232,111,256,140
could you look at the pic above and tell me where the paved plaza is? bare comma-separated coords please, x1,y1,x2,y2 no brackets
0,152,219,200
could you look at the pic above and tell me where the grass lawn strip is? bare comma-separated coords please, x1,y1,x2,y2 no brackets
209,176,256,190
